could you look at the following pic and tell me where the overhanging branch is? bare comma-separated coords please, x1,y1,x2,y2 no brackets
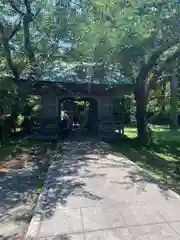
136,40,180,85
0,21,20,80
9,0,24,15
24,0,31,14
8,19,22,39
34,8,41,17
148,49,180,89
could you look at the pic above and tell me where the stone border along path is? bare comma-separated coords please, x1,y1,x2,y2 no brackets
25,138,180,240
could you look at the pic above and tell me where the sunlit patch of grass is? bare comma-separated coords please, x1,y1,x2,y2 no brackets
150,124,170,132
124,124,180,145
124,127,137,138
152,152,180,162
151,125,180,143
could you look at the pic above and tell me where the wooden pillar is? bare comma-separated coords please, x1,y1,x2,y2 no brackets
112,97,125,134
98,97,113,134
98,98,113,121
40,94,57,118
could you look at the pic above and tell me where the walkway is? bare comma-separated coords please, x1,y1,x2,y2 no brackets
26,138,180,240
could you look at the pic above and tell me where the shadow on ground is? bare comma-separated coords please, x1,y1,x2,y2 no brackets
0,138,56,239
38,137,178,220
110,138,180,195
40,139,107,218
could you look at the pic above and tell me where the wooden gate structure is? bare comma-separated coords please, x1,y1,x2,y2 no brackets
19,80,133,139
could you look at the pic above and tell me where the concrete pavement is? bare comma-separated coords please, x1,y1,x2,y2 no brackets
26,139,180,239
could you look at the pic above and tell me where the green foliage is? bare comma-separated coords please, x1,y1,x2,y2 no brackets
0,0,179,81
24,95,41,115
0,0,179,140
69,0,180,79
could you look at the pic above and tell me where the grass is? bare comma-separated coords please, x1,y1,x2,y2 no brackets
112,124,180,194
124,127,138,139
124,124,180,162
0,136,56,192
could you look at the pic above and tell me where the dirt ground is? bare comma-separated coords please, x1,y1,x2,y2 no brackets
0,139,56,240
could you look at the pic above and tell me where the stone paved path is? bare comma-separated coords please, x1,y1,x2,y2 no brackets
26,138,180,240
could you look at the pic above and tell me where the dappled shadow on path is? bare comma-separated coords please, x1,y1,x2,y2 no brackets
110,140,180,197
115,168,174,199
38,234,78,240
39,137,179,220
98,150,176,200
39,139,107,218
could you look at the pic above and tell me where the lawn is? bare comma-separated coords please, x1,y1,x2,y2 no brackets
112,125,180,194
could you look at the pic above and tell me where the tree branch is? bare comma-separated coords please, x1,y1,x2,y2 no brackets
9,0,24,15
23,16,35,62
134,40,180,102
148,49,180,90
19,0,35,63
24,0,31,14
0,20,20,81
8,19,22,40
0,22,5,35
136,40,180,86
34,8,41,17
1,37,19,80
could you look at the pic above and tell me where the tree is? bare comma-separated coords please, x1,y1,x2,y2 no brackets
0,0,46,82
67,0,180,142
1,0,180,143
0,0,43,142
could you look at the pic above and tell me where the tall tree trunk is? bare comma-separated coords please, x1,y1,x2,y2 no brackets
135,83,148,143
161,81,167,113
134,67,149,143
9,0,36,64
170,73,178,129
136,97,147,140
133,46,176,143
2,38,19,80
23,14,35,63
